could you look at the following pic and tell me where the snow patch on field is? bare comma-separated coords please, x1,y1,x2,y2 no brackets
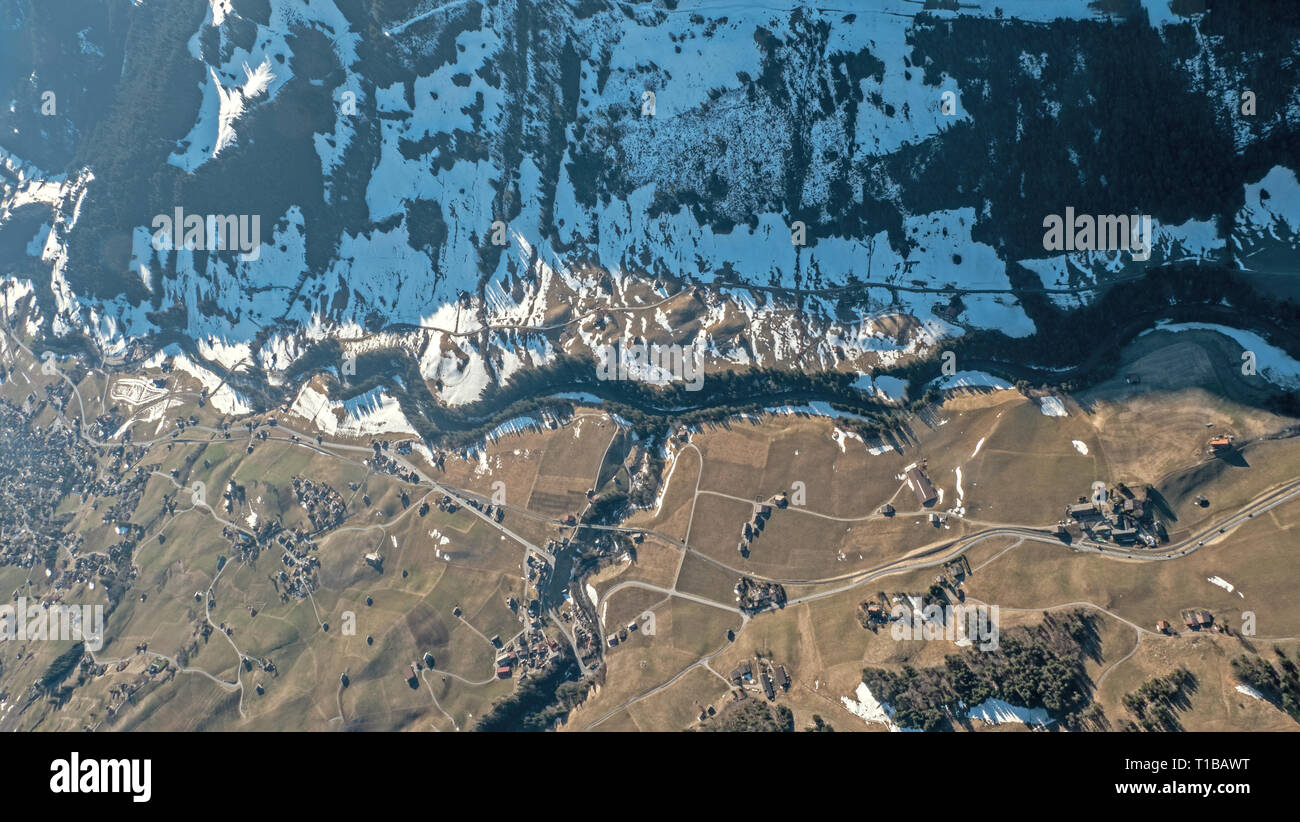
1038,396,1068,417
109,377,168,408
1235,684,1265,701
166,349,252,415
929,370,1014,392
341,389,416,436
1207,575,1243,598
1236,166,1300,241
900,0,1191,25
854,373,908,400
483,415,541,442
198,337,252,372
841,681,908,732
966,698,1055,727
431,348,494,407
831,426,893,455
25,223,51,257
207,1,233,27
1018,213,1231,312
831,427,860,453
549,391,604,404
289,384,416,437
764,402,871,422
113,396,184,439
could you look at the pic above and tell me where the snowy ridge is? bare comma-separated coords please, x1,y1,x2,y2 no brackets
2,1,1298,437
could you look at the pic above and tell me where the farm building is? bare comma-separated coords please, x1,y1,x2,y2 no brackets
1067,502,1102,522
1206,437,1237,455
774,665,791,691
905,466,938,507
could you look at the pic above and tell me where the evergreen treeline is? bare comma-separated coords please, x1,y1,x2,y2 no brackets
804,714,834,732
1231,647,1300,722
331,349,898,447
885,264,1300,413
902,7,1300,262
471,653,587,732
694,699,795,732
1118,667,1197,732
39,641,85,693
861,610,1101,731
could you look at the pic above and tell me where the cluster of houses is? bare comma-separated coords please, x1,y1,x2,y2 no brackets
734,576,787,613
211,487,324,602
90,408,127,441
495,625,562,679
461,493,505,522
366,439,422,484
736,493,785,556
1152,610,1222,636
727,657,793,701
434,494,461,515
561,591,604,671
858,600,889,627
572,622,598,660
559,598,603,671
417,601,563,687
544,531,646,667
53,550,114,593
270,528,321,601
525,553,550,591
605,616,642,648
291,476,347,532
1061,482,1161,547
1178,609,1219,632
858,562,971,633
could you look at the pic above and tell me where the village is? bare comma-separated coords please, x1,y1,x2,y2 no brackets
0,380,150,605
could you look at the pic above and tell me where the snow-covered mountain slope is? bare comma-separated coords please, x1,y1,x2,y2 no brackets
2,0,1299,422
